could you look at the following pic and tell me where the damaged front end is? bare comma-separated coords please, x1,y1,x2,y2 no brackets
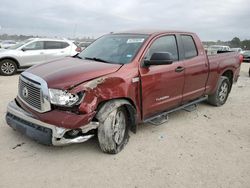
5,72,103,146
6,100,99,146
6,66,137,147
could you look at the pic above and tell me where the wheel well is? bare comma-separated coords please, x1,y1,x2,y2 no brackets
96,98,138,133
222,70,233,90
123,102,137,133
0,57,20,68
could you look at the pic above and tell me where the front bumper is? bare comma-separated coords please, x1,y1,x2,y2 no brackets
6,100,99,146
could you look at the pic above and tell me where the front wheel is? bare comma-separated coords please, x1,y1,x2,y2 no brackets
0,59,17,76
97,106,129,154
207,76,231,106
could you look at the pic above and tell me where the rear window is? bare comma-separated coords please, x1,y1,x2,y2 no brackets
181,35,198,59
44,41,69,49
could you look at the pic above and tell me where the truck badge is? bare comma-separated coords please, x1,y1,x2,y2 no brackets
22,87,29,98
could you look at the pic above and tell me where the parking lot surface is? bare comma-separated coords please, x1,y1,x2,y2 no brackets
0,64,250,188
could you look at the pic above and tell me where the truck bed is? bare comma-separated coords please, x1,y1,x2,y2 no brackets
205,51,241,95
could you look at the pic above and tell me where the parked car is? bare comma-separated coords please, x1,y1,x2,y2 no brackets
207,45,231,55
0,38,81,75
242,50,250,62
79,41,92,51
231,48,243,53
0,40,17,49
6,30,242,154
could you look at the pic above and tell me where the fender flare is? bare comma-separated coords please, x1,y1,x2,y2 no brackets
0,57,20,68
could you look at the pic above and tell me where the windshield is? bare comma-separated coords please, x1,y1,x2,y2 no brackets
78,34,149,64
8,39,33,50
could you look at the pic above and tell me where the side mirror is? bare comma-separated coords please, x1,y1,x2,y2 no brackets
143,52,174,67
21,48,28,51
21,47,33,51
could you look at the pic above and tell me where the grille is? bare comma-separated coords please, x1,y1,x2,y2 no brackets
19,76,42,111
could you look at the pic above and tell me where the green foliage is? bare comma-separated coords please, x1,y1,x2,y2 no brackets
230,37,241,48
204,37,250,50
241,40,250,50
229,37,250,50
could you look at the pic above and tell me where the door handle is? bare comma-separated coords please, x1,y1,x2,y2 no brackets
175,66,185,72
40,52,44,55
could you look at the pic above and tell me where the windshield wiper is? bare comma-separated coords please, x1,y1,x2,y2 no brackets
74,55,82,59
84,57,110,63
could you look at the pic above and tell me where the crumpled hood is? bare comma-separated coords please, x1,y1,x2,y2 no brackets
26,57,122,90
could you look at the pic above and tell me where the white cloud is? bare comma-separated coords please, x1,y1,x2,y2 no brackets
0,0,249,40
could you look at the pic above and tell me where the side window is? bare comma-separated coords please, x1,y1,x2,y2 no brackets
44,41,68,49
181,35,198,59
61,42,69,48
145,35,178,61
24,41,44,50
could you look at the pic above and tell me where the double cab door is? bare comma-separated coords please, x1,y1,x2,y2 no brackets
139,34,209,119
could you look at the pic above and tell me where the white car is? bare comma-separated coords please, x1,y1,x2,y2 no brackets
79,41,92,51
231,48,243,53
0,38,81,75
207,45,231,55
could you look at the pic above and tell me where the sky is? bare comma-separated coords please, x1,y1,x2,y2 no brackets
0,0,249,41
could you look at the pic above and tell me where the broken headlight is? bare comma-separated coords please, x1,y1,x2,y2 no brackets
49,89,83,107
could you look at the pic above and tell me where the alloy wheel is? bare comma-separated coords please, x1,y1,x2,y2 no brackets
1,61,15,75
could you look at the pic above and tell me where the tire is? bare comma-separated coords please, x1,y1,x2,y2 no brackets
97,106,129,154
207,76,231,106
0,59,17,76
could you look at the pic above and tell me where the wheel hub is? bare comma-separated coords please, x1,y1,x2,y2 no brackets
113,110,126,145
219,82,228,102
1,61,15,74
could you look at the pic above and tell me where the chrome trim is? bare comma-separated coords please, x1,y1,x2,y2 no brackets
7,100,99,146
18,72,51,113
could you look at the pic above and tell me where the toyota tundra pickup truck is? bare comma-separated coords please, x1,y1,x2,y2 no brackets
5,30,243,154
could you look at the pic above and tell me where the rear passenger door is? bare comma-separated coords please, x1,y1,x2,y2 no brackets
179,35,209,103
43,41,70,61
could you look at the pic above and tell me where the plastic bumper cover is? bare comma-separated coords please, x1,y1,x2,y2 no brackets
6,100,99,146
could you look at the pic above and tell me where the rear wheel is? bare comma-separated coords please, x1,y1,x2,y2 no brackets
207,76,231,106
0,59,17,76
97,106,129,154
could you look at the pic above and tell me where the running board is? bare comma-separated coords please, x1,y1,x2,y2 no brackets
183,104,197,112
144,96,207,125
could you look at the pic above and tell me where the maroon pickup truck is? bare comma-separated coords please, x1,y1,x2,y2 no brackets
6,31,242,154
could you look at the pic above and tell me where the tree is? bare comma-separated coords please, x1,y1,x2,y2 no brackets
230,37,241,48
241,40,250,50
